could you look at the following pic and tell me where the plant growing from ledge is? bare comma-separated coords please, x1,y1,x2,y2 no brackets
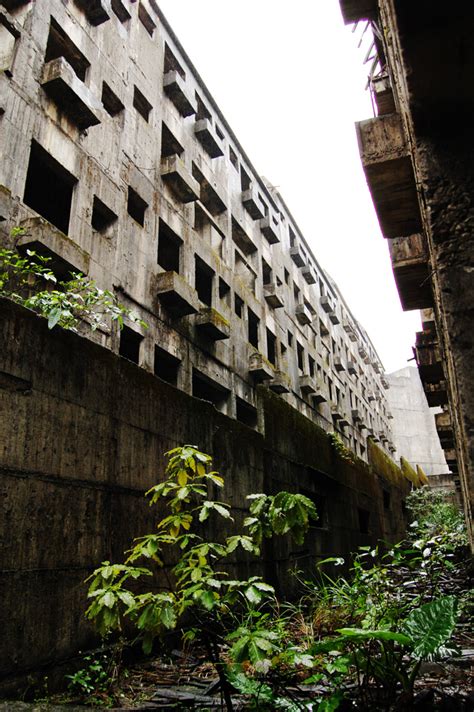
85,445,318,711
0,237,146,332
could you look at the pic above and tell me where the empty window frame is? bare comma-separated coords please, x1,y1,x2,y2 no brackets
119,325,142,364
297,342,305,372
195,92,211,121
248,308,259,348
266,328,276,366
127,186,148,226
161,122,184,157
45,17,89,80
138,2,156,36
192,369,229,412
133,86,152,122
240,165,251,192
101,82,124,116
195,255,214,306
91,195,117,233
164,43,185,78
158,220,182,273
383,490,391,511
23,140,77,235
262,258,272,285
219,277,231,307
236,397,258,429
111,0,131,22
154,345,180,386
229,145,238,171
234,293,244,318
308,355,315,378
287,330,294,348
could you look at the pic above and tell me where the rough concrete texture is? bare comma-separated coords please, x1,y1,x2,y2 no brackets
386,367,449,477
0,299,411,691
343,0,474,547
0,0,396,464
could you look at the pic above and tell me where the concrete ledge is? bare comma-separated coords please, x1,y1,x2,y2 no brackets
163,70,197,117
195,307,230,340
155,270,200,317
41,58,101,130
194,119,224,159
17,216,90,278
161,156,200,203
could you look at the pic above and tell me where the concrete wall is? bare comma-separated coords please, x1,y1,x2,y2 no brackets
0,300,411,690
386,366,449,477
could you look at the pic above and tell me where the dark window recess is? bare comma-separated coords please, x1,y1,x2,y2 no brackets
284,269,289,284
154,345,180,386
45,17,89,81
158,220,182,273
358,508,370,535
133,86,152,122
240,166,251,191
309,355,315,378
138,2,156,36
219,277,230,305
164,43,185,79
119,325,142,364
195,255,214,306
24,140,77,235
215,124,224,141
192,369,229,412
229,146,238,170
111,0,130,22
294,284,300,301
301,489,327,528
127,186,147,227
297,342,304,372
281,343,287,356
102,82,124,116
236,397,258,429
161,122,184,158
91,196,117,232
234,293,244,318
248,308,259,349
195,93,211,121
287,330,293,348
289,226,296,248
383,490,391,510
262,258,272,285
266,329,276,366
259,193,268,216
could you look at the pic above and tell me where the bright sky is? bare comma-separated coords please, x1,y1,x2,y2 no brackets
158,0,422,373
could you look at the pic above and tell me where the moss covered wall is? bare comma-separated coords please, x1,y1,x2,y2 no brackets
0,299,411,690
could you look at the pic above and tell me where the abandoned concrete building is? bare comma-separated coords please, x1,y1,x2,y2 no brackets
339,0,474,546
0,0,439,689
0,0,398,459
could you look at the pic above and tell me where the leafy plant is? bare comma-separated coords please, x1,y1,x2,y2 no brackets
85,445,318,711
0,242,146,332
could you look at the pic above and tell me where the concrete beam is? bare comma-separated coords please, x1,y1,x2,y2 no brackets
388,233,432,310
41,58,101,130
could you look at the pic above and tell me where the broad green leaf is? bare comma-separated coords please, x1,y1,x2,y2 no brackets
402,596,458,659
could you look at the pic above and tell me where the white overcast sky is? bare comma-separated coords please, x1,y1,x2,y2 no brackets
158,0,422,374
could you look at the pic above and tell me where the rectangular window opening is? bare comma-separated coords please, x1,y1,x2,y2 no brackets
154,345,180,386
127,186,147,227
248,308,259,349
240,165,251,192
102,82,124,116
45,17,89,81
158,219,182,273
192,369,229,412
284,268,289,285
297,342,304,372
229,146,238,171
287,330,293,348
266,328,276,366
215,123,224,141
164,42,185,79
262,258,272,285
219,277,231,306
119,325,142,364
23,140,77,235
91,195,117,233
111,0,131,22
236,397,258,429
383,490,391,510
133,86,152,122
234,293,244,318
195,255,214,306
195,92,211,121
309,355,315,378
138,2,156,36
161,122,184,157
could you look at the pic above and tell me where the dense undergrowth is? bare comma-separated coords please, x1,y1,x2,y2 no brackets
59,447,471,711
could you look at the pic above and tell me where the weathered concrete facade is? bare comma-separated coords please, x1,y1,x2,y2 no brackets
386,366,449,477
0,0,397,460
339,0,474,546
0,299,412,689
